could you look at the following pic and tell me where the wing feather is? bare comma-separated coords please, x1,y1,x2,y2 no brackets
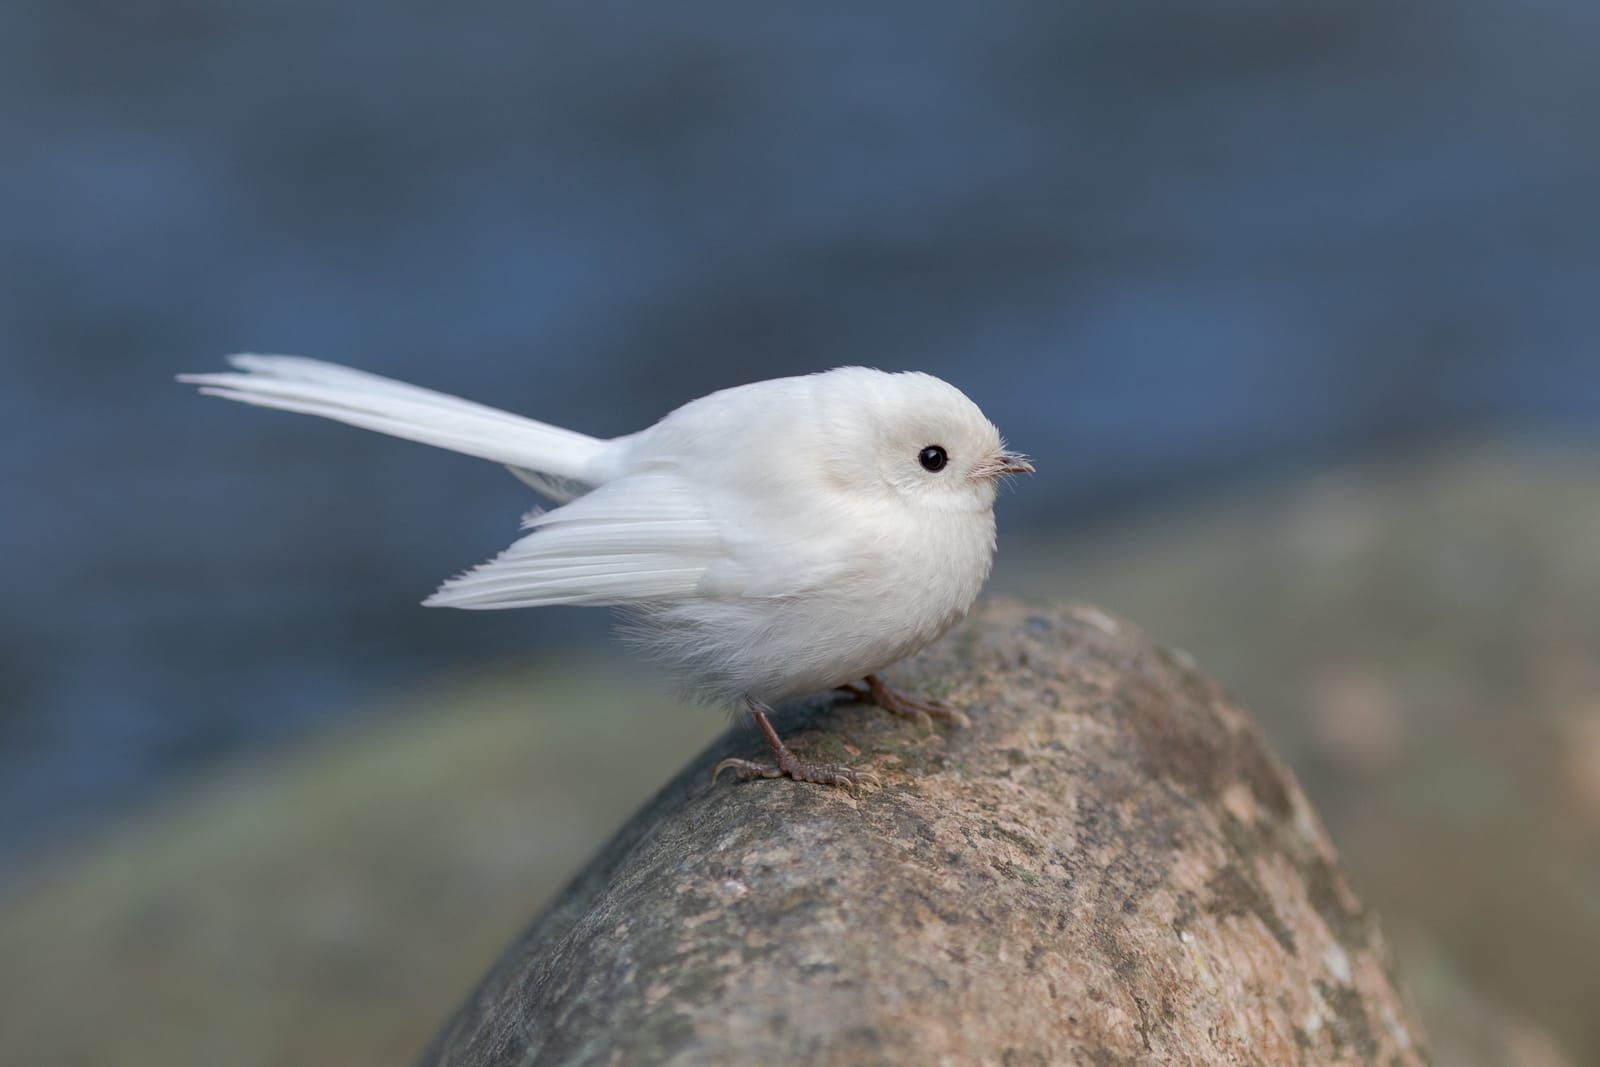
423,473,725,609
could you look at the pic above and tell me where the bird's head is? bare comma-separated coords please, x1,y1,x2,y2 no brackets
814,368,1032,514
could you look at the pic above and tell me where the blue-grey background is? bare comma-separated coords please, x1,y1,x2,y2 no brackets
4,1,1597,867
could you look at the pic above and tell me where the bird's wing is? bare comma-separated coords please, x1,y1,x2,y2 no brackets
424,472,726,609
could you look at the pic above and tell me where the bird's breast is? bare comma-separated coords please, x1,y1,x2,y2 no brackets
760,505,997,699
640,493,1000,706
864,507,997,646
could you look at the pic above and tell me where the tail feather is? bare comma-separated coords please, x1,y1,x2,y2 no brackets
179,355,611,495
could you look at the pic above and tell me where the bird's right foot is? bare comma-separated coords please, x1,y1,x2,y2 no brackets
836,674,971,730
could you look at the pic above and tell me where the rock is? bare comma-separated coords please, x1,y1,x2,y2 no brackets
1000,438,1600,1061
421,601,1426,1066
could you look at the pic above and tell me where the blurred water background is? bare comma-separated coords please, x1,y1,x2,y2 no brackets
3,1,1599,1062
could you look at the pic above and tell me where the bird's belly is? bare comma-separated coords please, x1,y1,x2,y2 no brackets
639,510,996,705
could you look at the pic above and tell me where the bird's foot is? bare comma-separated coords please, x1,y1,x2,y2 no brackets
711,749,879,791
711,698,880,791
836,674,971,730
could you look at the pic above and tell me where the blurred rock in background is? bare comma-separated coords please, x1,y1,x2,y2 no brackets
0,661,722,1067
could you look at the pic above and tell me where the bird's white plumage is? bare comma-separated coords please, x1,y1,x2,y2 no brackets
179,355,1024,706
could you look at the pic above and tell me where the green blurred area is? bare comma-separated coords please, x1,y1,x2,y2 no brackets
2,434,1595,1066
0,665,722,1067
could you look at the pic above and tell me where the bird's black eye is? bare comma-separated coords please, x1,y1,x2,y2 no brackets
918,445,949,472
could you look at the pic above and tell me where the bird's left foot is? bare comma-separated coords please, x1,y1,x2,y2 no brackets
711,697,880,791
711,749,879,791
836,674,971,730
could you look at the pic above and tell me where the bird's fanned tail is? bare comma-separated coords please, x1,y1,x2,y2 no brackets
178,354,610,501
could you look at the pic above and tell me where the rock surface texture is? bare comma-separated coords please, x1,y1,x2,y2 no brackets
421,600,1427,1066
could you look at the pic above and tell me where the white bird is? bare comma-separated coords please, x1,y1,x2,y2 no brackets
179,356,1032,788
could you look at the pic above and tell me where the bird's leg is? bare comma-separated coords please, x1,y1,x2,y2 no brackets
712,697,879,790
835,673,972,730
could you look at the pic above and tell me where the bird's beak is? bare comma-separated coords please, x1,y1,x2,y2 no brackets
975,451,1035,479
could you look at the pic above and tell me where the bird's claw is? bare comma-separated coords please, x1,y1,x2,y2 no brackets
838,677,972,730
711,754,880,791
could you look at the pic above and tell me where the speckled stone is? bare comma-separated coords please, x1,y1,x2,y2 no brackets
421,600,1427,1066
